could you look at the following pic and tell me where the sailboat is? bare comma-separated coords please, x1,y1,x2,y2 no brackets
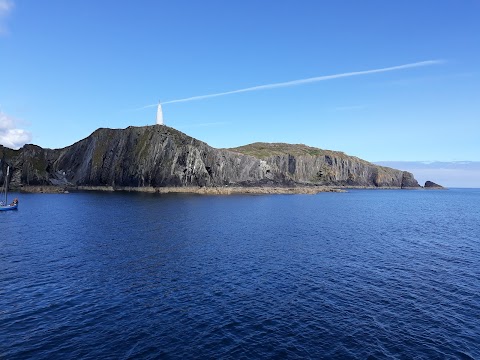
0,166,18,211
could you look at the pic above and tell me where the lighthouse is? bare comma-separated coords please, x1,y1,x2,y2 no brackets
156,101,164,125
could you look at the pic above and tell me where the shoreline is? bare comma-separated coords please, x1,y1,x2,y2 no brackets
16,185,347,195
14,184,440,195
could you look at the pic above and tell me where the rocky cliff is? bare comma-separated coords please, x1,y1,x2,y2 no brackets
229,143,419,188
0,125,420,190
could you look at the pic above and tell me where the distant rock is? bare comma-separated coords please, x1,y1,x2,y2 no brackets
424,181,444,189
0,125,421,191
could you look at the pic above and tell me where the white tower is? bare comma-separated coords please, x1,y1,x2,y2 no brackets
156,101,164,125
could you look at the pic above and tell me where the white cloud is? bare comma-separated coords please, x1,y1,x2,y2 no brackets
0,0,13,35
0,0,13,13
0,111,32,149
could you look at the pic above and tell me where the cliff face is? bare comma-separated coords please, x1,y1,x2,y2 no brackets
0,126,419,189
229,143,419,188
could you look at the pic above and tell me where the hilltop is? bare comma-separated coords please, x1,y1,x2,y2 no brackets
0,125,420,192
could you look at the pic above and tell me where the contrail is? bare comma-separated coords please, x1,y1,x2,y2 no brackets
139,60,444,109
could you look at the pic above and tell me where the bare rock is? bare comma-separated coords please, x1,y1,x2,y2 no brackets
0,126,421,190
424,181,444,189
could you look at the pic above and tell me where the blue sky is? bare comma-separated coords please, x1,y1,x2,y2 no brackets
376,161,480,188
1,1,479,164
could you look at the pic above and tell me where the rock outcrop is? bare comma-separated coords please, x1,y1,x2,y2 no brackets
0,125,420,190
424,181,444,189
229,143,419,188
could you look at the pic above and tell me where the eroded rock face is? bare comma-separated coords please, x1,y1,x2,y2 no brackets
424,181,444,188
0,126,420,189
230,143,420,188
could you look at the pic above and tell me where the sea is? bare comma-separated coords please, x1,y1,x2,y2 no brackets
1,189,479,359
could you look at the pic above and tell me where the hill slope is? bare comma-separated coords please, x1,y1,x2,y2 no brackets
0,126,419,189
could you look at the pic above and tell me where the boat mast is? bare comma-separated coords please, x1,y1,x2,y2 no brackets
4,166,9,204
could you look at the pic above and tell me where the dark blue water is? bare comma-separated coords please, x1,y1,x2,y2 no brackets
1,189,479,359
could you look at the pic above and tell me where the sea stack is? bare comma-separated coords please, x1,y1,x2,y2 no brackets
424,181,445,189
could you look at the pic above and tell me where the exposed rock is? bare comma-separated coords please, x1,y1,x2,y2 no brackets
229,143,420,188
424,181,444,189
24,185,344,195
0,125,421,191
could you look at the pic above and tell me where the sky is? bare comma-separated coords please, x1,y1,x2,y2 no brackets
375,161,480,188
1,1,479,168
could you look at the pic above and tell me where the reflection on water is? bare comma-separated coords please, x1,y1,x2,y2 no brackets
1,189,479,358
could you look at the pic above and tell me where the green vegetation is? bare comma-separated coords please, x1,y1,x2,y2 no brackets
31,157,47,173
92,139,108,168
0,146,18,159
135,130,151,159
229,142,347,160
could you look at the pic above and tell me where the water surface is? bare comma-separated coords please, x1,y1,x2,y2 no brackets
1,189,479,358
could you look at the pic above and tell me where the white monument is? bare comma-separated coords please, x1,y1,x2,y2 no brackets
156,101,164,125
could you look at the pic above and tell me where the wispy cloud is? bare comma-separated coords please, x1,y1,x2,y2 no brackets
0,0,14,35
138,60,445,110
0,110,32,149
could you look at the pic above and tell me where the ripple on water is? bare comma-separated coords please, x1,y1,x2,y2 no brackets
1,189,479,359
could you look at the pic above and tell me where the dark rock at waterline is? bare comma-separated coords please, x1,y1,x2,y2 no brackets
0,125,421,190
424,181,444,189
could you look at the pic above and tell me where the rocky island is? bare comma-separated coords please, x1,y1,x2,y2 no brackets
0,125,421,194
424,180,445,189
